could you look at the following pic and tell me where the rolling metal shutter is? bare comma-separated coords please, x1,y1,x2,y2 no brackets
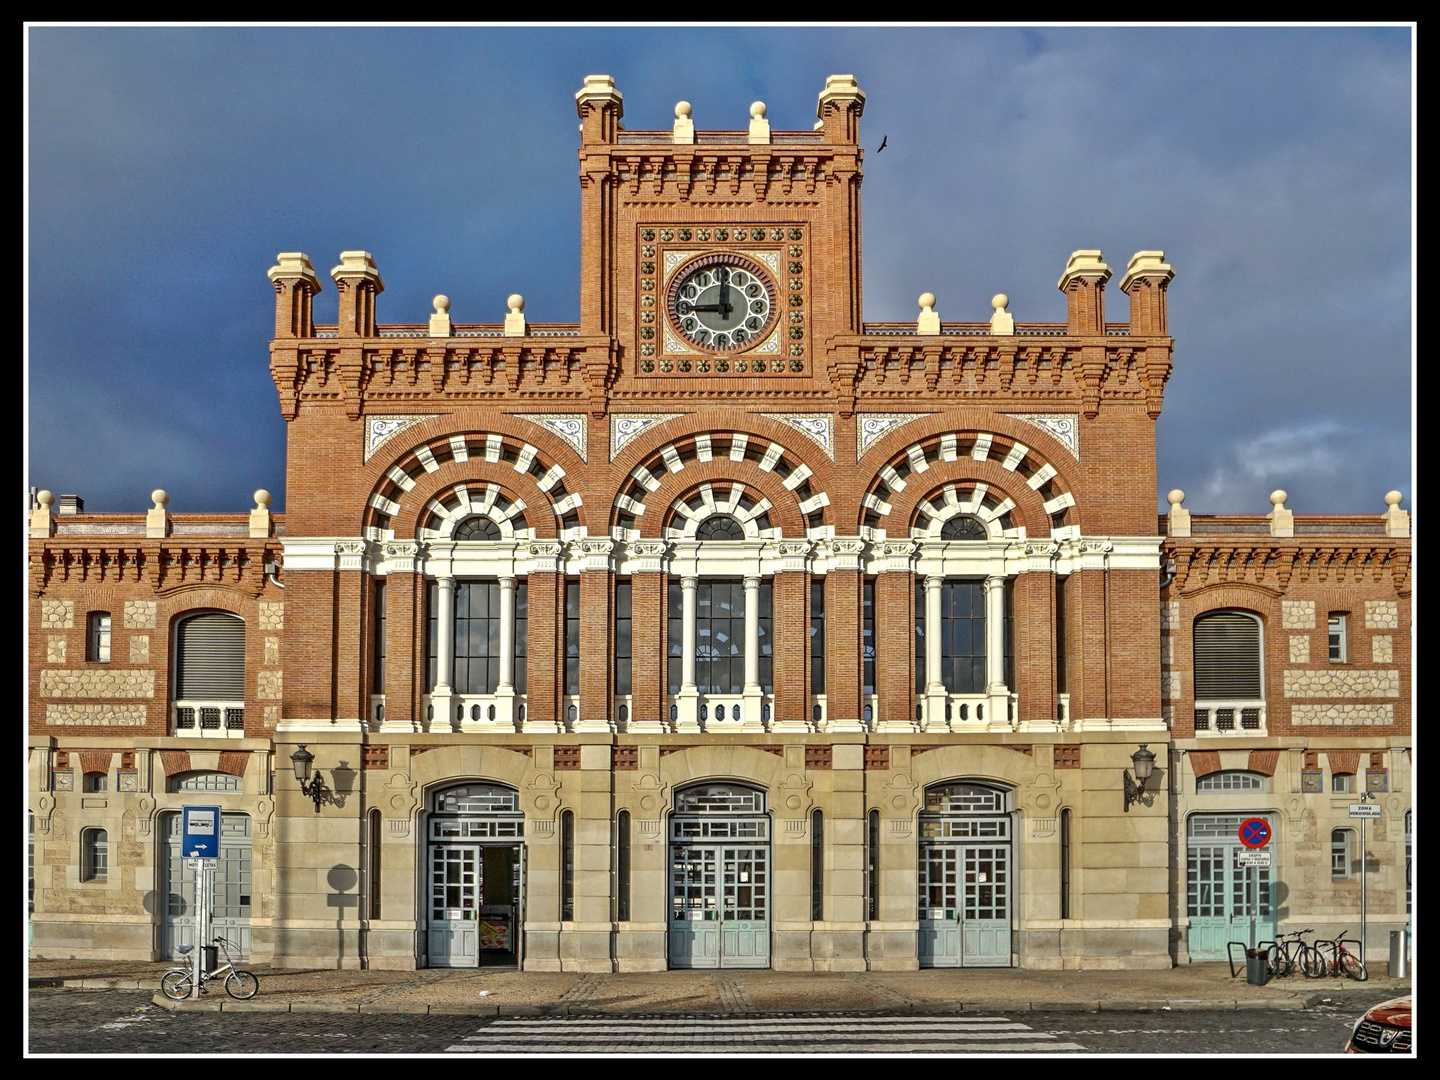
1193,612,1261,698
176,613,246,699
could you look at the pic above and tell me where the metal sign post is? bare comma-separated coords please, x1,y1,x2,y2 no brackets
182,806,221,999
1237,818,1272,948
1350,795,1380,965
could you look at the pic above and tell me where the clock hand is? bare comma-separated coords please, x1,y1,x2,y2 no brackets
717,268,731,319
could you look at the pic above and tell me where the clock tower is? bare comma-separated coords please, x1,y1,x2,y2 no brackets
576,73,866,400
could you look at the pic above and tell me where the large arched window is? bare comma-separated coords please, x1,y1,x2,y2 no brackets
1192,611,1264,734
173,612,245,737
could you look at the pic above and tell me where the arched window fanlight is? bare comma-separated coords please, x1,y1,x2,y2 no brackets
454,515,502,541
696,515,745,540
940,514,988,540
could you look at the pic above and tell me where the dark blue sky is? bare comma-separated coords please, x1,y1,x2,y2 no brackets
26,26,1412,517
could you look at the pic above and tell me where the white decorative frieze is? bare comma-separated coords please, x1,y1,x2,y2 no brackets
611,414,684,460
662,327,697,355
762,413,834,460
364,415,441,462
752,326,781,354
856,413,932,459
519,414,588,462
1001,413,1079,459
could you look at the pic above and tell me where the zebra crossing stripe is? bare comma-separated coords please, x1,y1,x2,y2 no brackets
445,1015,1086,1053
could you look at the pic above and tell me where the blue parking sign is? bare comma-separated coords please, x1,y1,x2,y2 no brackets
182,806,222,859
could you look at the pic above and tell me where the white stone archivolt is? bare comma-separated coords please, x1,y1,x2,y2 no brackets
662,483,777,541
419,483,533,541
518,414,588,462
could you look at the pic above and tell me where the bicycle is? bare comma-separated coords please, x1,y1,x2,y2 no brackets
160,935,260,1000
1265,928,1319,979
1308,930,1368,981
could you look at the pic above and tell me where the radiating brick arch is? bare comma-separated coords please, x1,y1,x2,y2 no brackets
416,482,533,541
610,430,830,539
660,481,779,540
364,430,584,536
860,429,1077,538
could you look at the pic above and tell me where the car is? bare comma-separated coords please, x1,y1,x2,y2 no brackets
1344,995,1412,1053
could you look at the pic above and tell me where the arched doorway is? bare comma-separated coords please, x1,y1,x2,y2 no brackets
918,781,1014,967
668,781,770,969
425,782,525,968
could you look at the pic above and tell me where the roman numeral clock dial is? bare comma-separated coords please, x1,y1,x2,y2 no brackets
667,253,778,352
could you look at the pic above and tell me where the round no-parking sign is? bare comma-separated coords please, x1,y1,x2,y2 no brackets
1239,817,1272,849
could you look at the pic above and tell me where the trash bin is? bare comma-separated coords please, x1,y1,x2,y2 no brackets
1389,930,1409,978
1246,948,1271,986
202,945,218,974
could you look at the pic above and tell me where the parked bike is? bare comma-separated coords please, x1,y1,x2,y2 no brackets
160,935,260,1000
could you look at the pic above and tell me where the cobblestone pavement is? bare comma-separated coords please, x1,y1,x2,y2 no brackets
28,990,1374,1055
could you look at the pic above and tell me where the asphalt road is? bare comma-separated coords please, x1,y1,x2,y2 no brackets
27,989,1370,1055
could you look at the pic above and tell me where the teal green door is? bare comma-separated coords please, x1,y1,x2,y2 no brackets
1186,814,1276,960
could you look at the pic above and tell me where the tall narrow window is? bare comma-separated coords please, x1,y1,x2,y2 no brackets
941,580,986,692
565,579,581,695
561,810,575,921
368,808,382,920
454,581,501,693
614,580,632,696
866,809,880,921
914,579,926,693
862,578,876,697
426,581,438,692
1059,808,1072,920
88,612,111,663
616,809,631,922
513,580,528,693
82,828,108,882
696,579,744,694
759,579,774,693
372,580,386,693
1328,613,1348,663
1003,577,1015,690
1332,828,1354,879
1055,576,1068,694
811,809,825,920
667,579,684,694
809,578,826,695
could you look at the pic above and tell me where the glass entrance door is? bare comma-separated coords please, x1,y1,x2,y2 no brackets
1186,814,1275,960
425,783,525,968
917,782,1014,967
669,842,770,968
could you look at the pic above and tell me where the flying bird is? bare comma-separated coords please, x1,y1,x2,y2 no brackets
876,135,888,153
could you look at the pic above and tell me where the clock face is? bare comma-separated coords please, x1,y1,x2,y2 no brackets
666,253,778,352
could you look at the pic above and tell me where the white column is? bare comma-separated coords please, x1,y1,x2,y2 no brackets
681,576,698,690
924,574,948,732
741,575,765,731
743,575,761,691
985,574,1010,730
434,576,455,692
497,576,516,689
676,575,700,731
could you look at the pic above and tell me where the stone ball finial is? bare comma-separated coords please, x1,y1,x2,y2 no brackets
151,489,170,509
750,101,767,118
918,292,936,310
991,293,1010,312
37,489,55,507
675,101,692,119
433,294,450,314
1269,490,1288,508
1167,489,1185,507
507,294,525,314
254,489,272,509
1385,490,1403,507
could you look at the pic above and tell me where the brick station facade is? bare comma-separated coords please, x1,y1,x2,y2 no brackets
28,74,1411,972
